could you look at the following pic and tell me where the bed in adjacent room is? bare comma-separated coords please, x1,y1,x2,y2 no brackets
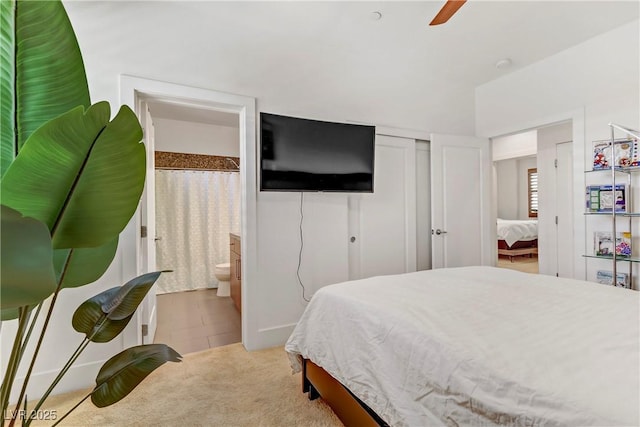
285,267,639,427
497,218,538,261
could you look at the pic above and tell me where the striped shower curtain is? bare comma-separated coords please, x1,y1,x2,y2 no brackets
154,169,241,294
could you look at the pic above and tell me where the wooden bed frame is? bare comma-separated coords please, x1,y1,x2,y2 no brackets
302,358,388,426
498,238,538,262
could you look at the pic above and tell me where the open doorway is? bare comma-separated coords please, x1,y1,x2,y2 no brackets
493,121,573,276
495,153,539,273
120,76,258,352
147,103,242,355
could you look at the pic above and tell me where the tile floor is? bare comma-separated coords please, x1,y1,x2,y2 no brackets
153,288,241,355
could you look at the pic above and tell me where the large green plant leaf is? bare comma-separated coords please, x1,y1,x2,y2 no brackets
72,272,161,342
53,237,118,289
0,0,15,177
101,272,162,320
1,308,19,321
0,102,145,249
0,0,90,177
0,205,56,310
91,344,182,407
72,287,134,343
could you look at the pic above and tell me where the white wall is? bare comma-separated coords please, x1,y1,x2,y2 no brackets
492,130,537,161
495,159,518,219
476,19,640,280
154,117,240,157
495,156,537,220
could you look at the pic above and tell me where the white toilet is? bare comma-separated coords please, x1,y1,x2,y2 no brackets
215,263,231,297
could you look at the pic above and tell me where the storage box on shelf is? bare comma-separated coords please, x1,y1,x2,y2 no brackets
584,123,640,290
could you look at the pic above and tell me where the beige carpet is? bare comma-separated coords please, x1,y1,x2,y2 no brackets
497,256,539,274
31,344,342,427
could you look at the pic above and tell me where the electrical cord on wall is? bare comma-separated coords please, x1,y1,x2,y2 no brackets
297,192,310,302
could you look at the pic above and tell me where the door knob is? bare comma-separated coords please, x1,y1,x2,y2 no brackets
434,229,447,235
350,236,356,243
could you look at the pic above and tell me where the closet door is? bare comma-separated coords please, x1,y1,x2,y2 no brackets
349,135,416,279
431,133,492,268
416,141,432,271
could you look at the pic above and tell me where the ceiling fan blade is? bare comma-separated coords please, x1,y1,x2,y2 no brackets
429,0,467,26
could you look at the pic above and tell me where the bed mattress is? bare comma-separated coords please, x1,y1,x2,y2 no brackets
285,267,639,426
497,219,538,247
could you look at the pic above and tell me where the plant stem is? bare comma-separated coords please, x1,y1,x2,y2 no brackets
1,307,30,427
25,314,109,427
18,304,42,360
51,392,91,427
11,252,72,426
24,338,90,426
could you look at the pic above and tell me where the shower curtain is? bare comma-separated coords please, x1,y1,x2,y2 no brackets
155,169,241,294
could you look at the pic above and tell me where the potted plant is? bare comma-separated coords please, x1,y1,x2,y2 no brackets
0,1,180,425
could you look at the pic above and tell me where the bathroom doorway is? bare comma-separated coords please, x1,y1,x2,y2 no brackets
121,76,257,352
147,103,242,355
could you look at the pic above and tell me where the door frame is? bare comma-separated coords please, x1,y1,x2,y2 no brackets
119,76,258,349
484,108,586,280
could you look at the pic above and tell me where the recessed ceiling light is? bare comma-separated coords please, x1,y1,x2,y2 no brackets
370,11,382,21
495,58,512,70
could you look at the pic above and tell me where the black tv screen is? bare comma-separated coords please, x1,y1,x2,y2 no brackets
260,113,375,192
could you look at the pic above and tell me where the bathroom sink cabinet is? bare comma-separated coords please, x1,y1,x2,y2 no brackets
230,233,241,313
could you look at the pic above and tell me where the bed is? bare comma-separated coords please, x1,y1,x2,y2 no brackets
497,219,538,261
285,267,639,427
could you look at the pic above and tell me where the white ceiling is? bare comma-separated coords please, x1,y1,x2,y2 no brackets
64,1,639,132
148,102,240,127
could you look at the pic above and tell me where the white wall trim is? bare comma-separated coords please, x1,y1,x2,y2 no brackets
119,76,259,350
376,125,431,141
9,360,106,405
255,323,298,349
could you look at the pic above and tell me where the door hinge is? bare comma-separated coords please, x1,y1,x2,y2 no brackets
554,159,558,168
556,273,559,277
141,324,148,337
555,216,558,225
141,225,148,238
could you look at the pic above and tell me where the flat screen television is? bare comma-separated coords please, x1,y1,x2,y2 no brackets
260,113,375,192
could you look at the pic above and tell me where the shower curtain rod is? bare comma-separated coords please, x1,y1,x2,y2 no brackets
155,166,239,172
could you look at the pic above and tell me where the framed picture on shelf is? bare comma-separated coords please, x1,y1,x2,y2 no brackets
592,139,635,170
596,270,630,288
594,231,631,257
585,184,626,212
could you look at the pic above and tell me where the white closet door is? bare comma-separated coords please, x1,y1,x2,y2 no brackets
431,134,492,268
416,141,432,271
349,135,416,279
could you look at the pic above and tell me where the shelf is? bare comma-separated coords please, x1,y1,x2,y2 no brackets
583,254,640,263
584,212,640,217
585,166,640,174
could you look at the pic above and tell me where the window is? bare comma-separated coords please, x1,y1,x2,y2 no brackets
528,168,538,218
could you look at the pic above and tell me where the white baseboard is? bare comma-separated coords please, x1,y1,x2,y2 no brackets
251,323,297,350
9,359,105,404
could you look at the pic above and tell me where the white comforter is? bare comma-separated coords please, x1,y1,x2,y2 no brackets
285,267,639,427
497,219,538,247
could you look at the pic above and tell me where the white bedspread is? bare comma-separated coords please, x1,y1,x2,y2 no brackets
285,267,639,427
497,219,538,247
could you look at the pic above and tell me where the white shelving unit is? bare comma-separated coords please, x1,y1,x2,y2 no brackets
584,123,640,290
